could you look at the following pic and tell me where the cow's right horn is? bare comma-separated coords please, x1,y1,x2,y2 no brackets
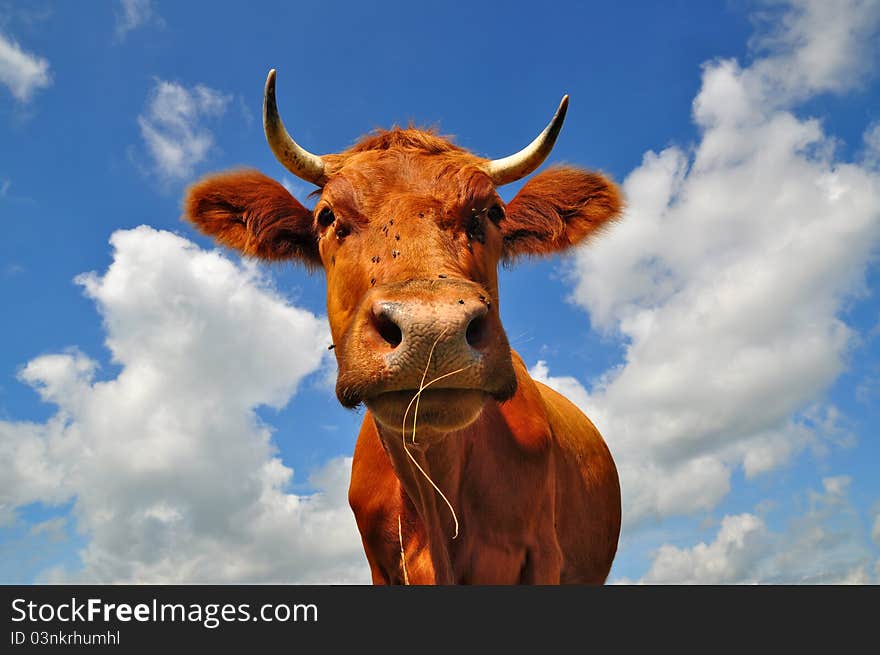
485,95,569,186
263,69,327,186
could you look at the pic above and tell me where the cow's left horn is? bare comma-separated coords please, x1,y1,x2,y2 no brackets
485,95,569,186
263,69,327,186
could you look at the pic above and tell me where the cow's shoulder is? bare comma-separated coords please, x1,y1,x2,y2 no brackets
495,351,554,454
507,349,616,470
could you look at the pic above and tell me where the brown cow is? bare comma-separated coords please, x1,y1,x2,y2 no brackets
184,70,622,584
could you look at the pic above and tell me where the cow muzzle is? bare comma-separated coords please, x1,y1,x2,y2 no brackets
335,279,517,433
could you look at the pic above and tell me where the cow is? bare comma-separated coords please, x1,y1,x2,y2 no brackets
184,70,622,584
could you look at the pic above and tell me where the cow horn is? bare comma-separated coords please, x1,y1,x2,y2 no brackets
263,69,327,186
486,95,569,186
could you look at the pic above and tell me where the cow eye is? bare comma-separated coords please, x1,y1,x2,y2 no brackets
317,207,335,228
487,204,504,224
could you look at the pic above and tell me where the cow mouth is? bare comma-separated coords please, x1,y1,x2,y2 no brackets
365,388,489,434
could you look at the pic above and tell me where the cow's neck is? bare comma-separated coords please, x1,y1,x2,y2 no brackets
376,421,467,583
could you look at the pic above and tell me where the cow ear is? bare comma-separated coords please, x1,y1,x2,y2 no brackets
184,169,320,267
501,166,623,259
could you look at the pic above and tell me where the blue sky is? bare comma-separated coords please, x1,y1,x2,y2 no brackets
1,0,879,583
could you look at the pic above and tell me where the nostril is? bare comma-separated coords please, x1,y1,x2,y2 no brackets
465,314,489,349
372,310,403,348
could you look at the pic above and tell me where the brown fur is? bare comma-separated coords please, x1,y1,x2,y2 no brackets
326,126,467,160
349,354,621,584
183,126,623,584
185,170,319,266
503,166,624,259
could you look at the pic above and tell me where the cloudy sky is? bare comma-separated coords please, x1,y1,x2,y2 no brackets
1,0,879,584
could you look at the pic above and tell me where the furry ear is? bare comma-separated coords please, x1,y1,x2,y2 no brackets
502,166,623,259
184,169,320,266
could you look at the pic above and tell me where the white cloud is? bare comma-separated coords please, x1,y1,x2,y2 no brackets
0,32,50,102
114,0,161,41
821,475,851,497
237,95,255,128
280,176,310,203
29,517,67,542
633,477,877,584
0,226,369,583
639,514,770,584
552,0,880,527
138,80,231,182
746,0,880,104
864,121,880,169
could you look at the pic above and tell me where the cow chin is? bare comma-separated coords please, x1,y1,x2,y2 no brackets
365,388,489,436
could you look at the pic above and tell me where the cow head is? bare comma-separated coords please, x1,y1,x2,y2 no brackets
184,71,622,438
